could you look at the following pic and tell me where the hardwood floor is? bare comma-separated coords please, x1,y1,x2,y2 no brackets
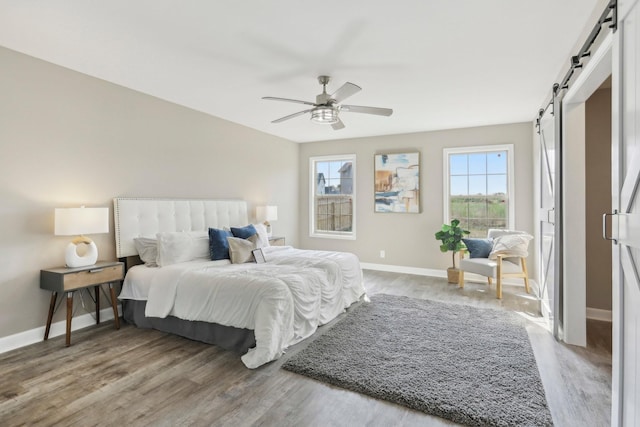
0,271,611,426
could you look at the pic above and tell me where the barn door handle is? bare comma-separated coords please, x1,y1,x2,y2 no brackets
603,210,618,244
547,208,555,225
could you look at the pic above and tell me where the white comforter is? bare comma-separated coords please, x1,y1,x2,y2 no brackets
119,247,365,368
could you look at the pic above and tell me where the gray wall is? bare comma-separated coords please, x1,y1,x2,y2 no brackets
0,46,299,338
297,123,535,272
585,87,612,311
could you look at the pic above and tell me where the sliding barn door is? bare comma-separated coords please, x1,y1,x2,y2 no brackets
612,0,640,424
538,102,562,339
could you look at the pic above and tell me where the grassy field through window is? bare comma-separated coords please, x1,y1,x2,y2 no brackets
450,194,507,237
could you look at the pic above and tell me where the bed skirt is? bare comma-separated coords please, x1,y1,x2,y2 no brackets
122,299,256,354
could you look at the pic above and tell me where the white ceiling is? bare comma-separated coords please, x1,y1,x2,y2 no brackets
0,1,601,143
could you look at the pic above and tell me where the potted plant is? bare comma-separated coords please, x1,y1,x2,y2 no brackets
435,219,470,283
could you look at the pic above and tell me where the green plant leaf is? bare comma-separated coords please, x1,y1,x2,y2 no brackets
434,218,470,268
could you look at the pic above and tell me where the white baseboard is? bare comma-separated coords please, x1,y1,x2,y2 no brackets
360,263,446,278
0,305,122,355
586,307,612,322
361,262,538,289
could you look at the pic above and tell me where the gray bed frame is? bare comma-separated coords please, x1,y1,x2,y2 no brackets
113,198,257,354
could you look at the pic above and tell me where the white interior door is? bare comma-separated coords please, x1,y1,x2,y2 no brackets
612,0,640,424
538,103,560,338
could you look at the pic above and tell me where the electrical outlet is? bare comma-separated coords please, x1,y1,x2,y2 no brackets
380,250,385,258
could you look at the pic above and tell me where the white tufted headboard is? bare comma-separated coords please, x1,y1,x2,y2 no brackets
113,198,249,258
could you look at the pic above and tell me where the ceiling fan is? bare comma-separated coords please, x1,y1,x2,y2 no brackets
262,76,393,130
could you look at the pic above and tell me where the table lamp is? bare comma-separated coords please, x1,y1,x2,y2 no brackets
256,205,278,237
55,206,109,268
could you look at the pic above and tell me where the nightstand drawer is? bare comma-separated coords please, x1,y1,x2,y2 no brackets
41,263,124,292
63,265,123,290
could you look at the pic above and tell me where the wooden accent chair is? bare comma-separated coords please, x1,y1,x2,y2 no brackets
458,229,531,299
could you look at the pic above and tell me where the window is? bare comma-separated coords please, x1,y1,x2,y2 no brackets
310,154,356,239
443,145,514,237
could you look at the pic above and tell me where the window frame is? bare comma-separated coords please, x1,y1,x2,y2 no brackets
442,144,515,236
309,154,357,240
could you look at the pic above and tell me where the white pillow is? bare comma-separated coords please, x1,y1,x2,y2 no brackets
133,237,158,267
227,235,258,264
489,233,533,259
156,231,210,267
252,223,270,248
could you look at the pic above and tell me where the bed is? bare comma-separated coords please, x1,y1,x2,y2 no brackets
114,198,366,368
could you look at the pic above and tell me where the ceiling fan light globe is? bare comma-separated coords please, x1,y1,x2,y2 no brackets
311,106,338,124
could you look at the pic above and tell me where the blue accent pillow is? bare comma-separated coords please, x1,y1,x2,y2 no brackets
462,238,493,258
231,224,257,239
208,228,233,260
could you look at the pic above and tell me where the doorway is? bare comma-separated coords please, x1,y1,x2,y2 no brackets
560,34,612,347
585,78,612,333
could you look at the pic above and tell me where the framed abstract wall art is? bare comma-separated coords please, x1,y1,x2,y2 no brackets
374,152,420,213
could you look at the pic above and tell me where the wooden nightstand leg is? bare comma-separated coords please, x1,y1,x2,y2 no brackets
44,292,57,340
109,283,120,330
95,285,100,324
66,292,73,347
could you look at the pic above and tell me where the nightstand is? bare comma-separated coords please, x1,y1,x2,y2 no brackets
40,261,124,346
269,236,286,246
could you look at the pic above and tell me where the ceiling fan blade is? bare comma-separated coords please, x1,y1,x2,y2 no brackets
341,104,393,116
262,96,316,106
271,109,313,123
332,118,346,130
331,82,361,103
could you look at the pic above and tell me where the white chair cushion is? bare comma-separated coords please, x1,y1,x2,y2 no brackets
459,258,522,277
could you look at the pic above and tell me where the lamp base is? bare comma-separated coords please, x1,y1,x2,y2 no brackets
65,240,98,268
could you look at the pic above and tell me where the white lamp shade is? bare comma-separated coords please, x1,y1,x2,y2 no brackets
257,205,278,222
55,207,109,236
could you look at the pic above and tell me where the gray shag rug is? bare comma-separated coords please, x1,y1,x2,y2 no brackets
283,294,553,427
